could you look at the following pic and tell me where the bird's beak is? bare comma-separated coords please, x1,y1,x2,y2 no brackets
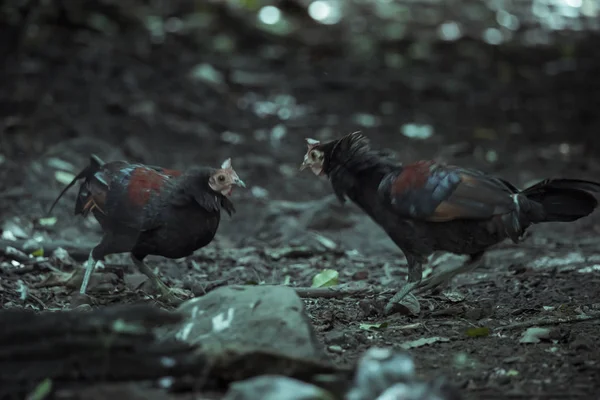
299,160,310,171
234,177,246,188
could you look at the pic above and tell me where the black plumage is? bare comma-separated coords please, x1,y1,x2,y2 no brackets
300,132,600,313
48,155,245,303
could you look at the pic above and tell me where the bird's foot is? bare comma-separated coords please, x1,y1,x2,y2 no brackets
384,281,421,316
418,253,484,295
417,262,478,295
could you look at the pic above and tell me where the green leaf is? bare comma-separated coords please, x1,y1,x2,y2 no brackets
519,327,551,344
31,248,44,257
38,217,57,227
359,322,388,331
466,327,491,338
27,378,52,400
311,269,339,288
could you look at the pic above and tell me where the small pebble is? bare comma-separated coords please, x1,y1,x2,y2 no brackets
328,345,344,354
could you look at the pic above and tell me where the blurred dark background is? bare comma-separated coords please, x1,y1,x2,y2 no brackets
1,0,600,251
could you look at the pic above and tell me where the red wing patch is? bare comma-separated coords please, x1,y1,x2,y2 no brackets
127,167,177,206
390,160,437,195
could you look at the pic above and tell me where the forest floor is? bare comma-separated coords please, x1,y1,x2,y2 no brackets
1,13,600,400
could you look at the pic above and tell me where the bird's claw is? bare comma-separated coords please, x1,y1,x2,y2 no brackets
384,281,420,315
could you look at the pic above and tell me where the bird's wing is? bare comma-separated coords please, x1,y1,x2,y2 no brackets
378,160,518,222
74,161,128,218
86,164,180,231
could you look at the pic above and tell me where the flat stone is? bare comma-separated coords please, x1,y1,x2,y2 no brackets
170,285,327,361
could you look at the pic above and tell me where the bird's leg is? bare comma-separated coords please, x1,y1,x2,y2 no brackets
131,255,187,305
417,251,485,294
79,250,98,295
384,256,423,314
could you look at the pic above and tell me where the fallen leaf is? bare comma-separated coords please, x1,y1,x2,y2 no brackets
27,378,52,400
31,248,44,257
466,327,491,338
400,336,450,349
519,327,551,344
359,322,388,331
46,157,75,171
38,217,57,227
34,271,81,289
54,171,75,185
311,233,337,250
312,269,339,288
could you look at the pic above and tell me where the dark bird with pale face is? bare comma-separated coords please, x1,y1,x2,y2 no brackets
49,155,246,304
300,132,600,314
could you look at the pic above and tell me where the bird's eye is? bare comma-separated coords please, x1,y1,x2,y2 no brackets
218,175,226,182
310,151,317,160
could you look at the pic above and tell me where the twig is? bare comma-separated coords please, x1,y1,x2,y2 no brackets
0,239,92,261
294,283,377,299
392,322,424,331
498,312,600,331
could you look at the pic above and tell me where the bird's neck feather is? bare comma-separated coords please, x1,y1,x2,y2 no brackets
325,150,390,212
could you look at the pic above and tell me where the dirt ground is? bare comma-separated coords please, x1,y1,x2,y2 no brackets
2,3,600,399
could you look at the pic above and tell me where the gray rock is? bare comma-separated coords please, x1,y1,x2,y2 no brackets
324,330,346,346
223,375,334,400
170,285,327,361
347,347,416,400
347,347,461,400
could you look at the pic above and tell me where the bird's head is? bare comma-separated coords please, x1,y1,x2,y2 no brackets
299,131,370,177
299,138,326,176
208,158,246,196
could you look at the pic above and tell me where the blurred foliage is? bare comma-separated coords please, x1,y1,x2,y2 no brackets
1,0,600,164
3,0,598,60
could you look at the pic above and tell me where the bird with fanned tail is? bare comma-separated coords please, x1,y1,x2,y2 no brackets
299,131,600,314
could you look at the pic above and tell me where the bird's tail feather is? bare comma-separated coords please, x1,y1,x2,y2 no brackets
522,178,600,223
47,154,105,215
